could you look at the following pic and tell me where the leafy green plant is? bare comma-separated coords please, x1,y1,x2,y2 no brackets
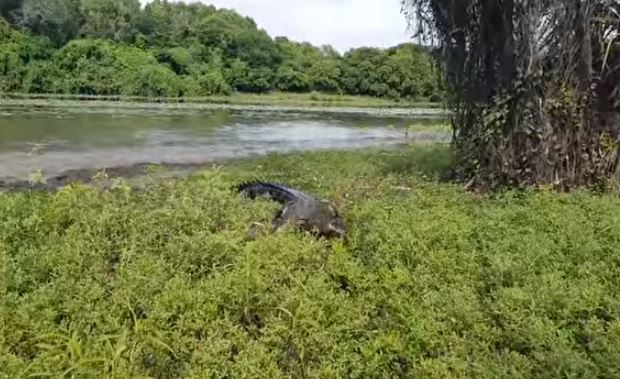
123,64,183,98
2,147,619,377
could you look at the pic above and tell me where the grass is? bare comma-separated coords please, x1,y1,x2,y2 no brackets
207,92,442,109
405,122,452,134
2,145,620,378
0,91,442,109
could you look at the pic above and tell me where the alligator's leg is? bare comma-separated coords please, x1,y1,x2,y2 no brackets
271,205,288,233
271,202,312,235
272,202,309,234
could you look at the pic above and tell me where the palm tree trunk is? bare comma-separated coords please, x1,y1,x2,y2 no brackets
401,0,620,190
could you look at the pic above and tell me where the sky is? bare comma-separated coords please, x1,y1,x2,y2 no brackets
141,0,413,53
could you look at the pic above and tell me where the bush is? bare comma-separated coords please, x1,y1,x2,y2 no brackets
188,63,232,96
274,64,311,93
0,43,22,92
52,39,126,94
0,22,25,92
0,16,18,42
238,67,273,93
156,47,195,75
21,61,63,93
123,64,184,98
2,147,619,377
429,93,443,103
44,40,181,96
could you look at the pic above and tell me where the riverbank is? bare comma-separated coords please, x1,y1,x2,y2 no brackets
2,145,619,378
0,92,443,110
0,141,446,193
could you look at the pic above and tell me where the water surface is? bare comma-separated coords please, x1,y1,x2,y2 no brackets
0,103,450,182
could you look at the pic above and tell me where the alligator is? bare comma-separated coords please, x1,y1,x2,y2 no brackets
235,181,347,240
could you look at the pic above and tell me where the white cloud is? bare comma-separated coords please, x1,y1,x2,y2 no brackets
141,0,413,53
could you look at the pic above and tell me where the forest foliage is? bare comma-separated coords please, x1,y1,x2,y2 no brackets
0,0,443,100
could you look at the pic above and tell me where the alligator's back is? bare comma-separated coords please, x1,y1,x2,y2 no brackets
236,181,314,204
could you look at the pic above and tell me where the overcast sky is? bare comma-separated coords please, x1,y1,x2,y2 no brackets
142,0,413,52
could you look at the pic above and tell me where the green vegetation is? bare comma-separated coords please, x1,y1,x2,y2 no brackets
402,0,620,190
0,91,443,109
3,146,620,377
0,1,444,103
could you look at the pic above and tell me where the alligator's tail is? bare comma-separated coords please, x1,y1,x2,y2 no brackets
235,181,301,204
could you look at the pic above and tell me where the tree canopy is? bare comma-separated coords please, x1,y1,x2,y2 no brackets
402,0,620,190
0,0,443,101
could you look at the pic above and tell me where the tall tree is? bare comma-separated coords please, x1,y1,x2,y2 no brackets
15,0,82,45
401,0,620,191
79,0,141,42
0,0,23,23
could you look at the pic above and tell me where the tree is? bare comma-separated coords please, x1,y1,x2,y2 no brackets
231,28,282,69
79,0,141,42
401,0,620,191
124,64,183,97
275,64,310,92
188,51,232,96
1,17,54,92
382,44,436,99
308,58,341,93
0,16,16,39
0,43,22,92
0,0,22,23
156,46,195,75
53,39,127,94
15,0,82,45
21,61,62,93
1,0,445,103
224,58,249,91
243,67,273,93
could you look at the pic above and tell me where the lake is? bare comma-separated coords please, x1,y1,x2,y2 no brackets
0,102,450,184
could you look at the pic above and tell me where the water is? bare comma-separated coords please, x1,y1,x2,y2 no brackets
0,103,450,182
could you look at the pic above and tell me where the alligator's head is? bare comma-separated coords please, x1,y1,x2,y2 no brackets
322,202,348,240
326,217,347,240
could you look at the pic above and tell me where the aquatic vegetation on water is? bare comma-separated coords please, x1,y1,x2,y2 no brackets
1,146,620,378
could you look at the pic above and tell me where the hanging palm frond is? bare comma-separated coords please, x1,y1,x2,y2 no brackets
401,0,620,190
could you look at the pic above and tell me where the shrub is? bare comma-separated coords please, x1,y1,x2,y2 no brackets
2,147,620,377
21,61,63,93
0,43,22,92
188,63,232,96
123,64,183,98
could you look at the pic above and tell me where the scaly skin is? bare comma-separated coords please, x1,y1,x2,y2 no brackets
235,181,347,239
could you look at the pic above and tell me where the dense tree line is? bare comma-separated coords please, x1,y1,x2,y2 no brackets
0,0,443,100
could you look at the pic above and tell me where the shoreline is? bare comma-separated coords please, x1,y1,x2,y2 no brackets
0,160,221,193
0,92,445,109
0,143,440,193
0,91,451,118
0,98,449,118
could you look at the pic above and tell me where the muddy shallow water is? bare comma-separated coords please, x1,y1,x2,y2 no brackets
0,103,450,190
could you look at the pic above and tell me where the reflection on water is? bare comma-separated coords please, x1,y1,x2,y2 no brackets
0,105,450,181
